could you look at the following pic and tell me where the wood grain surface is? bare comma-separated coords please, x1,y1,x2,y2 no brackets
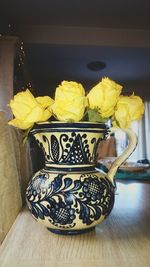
0,180,150,267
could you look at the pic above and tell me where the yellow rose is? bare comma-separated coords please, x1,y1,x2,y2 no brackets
113,94,145,128
36,96,54,121
52,81,87,122
8,118,33,130
87,77,122,118
36,96,54,109
8,89,54,129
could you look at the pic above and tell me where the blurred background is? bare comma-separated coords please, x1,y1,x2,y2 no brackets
0,0,150,163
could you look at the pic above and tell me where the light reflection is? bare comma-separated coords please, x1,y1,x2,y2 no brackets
115,182,143,210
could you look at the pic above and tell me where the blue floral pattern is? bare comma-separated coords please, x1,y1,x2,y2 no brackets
49,202,76,225
26,172,114,228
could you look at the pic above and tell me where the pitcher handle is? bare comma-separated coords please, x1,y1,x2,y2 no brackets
107,127,138,184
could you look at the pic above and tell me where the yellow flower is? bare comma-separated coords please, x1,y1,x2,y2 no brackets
87,77,122,118
8,89,54,129
113,94,145,128
36,96,54,121
36,96,54,109
8,118,33,130
52,81,87,122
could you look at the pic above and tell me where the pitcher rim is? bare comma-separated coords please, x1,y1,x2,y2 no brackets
31,120,110,131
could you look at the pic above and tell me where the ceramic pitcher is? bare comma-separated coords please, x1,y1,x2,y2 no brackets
26,122,137,235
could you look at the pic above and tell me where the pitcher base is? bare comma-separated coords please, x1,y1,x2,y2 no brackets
47,227,95,235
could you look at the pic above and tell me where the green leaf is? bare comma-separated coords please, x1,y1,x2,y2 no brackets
22,126,33,145
87,109,108,123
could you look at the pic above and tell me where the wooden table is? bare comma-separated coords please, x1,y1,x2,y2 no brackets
0,180,150,267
